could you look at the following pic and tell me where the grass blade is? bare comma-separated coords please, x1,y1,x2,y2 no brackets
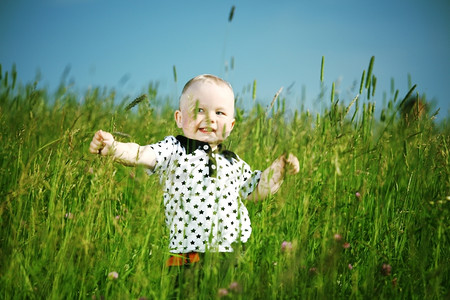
320,56,325,83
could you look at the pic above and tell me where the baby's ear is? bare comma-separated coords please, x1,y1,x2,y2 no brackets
174,110,183,128
223,118,236,139
230,118,236,131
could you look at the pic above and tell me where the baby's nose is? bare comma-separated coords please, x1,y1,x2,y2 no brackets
208,112,217,123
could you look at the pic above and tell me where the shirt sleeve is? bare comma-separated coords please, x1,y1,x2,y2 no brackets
145,136,179,176
238,158,262,199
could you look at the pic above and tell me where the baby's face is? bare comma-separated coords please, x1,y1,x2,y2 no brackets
175,81,235,148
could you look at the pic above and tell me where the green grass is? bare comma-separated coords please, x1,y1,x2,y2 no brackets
0,61,449,299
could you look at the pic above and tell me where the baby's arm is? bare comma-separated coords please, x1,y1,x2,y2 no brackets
89,130,156,169
248,153,299,202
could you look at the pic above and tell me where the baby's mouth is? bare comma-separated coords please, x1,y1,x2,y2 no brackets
199,127,215,134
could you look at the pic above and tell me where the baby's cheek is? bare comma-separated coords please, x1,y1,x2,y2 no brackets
223,123,233,135
221,130,230,140
187,114,200,125
181,119,192,130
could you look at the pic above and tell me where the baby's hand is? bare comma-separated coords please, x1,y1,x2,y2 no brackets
89,130,115,156
284,153,300,175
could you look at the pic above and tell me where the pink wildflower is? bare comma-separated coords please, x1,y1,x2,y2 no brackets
342,242,350,249
334,234,342,241
65,212,73,219
281,241,293,253
381,264,392,276
229,281,242,293
348,264,353,270
218,288,229,297
108,271,119,280
355,192,361,199
308,267,318,275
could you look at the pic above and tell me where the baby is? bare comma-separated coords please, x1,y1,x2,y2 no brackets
89,74,299,265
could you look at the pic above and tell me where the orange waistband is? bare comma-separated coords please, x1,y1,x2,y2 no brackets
166,252,200,267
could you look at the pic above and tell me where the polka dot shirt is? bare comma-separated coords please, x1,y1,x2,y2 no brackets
147,135,261,253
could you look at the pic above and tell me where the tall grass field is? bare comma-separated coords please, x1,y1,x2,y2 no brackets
0,59,449,299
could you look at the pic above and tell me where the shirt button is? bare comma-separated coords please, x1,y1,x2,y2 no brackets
203,145,209,150
211,164,216,170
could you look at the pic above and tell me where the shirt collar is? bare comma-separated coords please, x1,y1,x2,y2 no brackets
175,135,237,161
176,135,212,154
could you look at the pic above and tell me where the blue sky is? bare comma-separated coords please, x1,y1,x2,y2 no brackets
1,0,449,120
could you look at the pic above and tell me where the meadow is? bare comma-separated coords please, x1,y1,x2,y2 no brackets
0,60,448,299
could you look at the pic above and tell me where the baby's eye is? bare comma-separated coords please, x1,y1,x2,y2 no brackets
197,108,204,113
216,111,225,116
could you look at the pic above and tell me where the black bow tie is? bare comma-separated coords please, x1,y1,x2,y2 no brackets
175,135,237,177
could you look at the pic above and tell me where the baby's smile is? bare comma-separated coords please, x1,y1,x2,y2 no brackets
199,127,215,134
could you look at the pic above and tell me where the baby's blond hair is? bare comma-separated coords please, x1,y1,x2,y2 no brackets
181,74,233,95
178,74,235,117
